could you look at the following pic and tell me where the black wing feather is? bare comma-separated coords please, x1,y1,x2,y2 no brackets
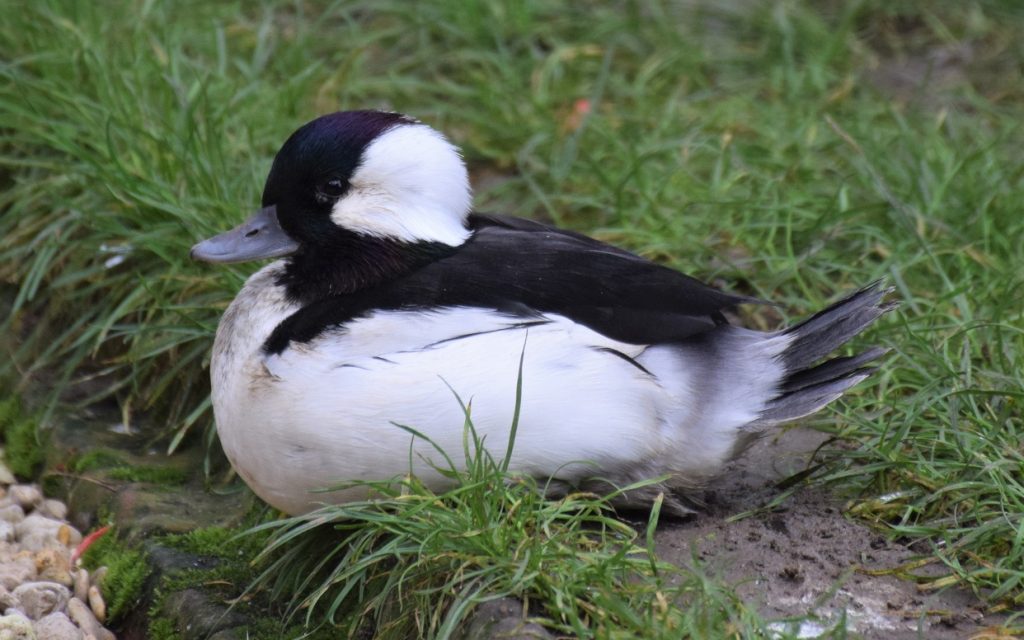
264,214,757,354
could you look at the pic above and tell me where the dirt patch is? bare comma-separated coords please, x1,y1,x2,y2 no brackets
656,427,1001,638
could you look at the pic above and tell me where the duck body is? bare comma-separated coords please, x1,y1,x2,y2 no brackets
194,111,892,515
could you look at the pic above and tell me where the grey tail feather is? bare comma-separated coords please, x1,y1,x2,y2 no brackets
753,282,896,427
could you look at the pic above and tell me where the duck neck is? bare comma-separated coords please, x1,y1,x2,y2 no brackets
276,231,457,304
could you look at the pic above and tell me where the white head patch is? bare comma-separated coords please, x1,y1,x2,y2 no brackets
329,123,472,246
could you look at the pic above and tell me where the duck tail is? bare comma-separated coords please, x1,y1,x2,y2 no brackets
754,282,896,426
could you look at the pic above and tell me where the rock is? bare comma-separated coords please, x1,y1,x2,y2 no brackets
0,462,15,487
0,557,36,591
8,487,42,511
0,523,14,544
160,589,245,640
84,589,103,626
53,529,69,550
31,612,81,640
458,598,553,640
65,599,111,640
0,505,25,525
10,584,69,621
0,586,18,612
33,551,72,588
13,518,81,552
71,573,87,605
36,504,66,523
0,612,36,640
84,569,103,592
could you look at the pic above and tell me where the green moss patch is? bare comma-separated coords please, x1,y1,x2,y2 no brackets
72,449,188,486
80,529,151,622
0,396,46,479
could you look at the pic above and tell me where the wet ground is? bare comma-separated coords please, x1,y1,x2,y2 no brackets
656,427,1002,639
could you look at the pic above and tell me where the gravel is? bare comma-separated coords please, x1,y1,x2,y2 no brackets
0,460,117,640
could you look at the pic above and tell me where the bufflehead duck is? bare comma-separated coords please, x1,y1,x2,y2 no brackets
192,110,893,515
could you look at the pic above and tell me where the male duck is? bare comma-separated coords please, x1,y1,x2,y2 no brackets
192,110,892,515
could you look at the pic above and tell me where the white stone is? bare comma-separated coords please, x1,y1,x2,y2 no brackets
0,586,18,613
31,612,81,640
10,583,69,621
33,550,72,588
0,557,36,591
64,600,111,640
13,518,81,552
84,589,102,627
70,573,87,605
0,462,15,487
0,505,24,526
0,523,14,544
84,570,103,592
8,488,42,511
35,504,65,524
0,611,36,640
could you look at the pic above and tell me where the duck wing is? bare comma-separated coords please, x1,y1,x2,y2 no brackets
264,214,758,354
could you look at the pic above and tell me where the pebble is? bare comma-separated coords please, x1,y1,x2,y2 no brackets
0,504,25,525
84,590,103,626
32,612,81,640
37,503,66,523
0,585,18,611
65,599,112,640
8,487,42,511
0,462,15,486
0,477,116,640
13,517,82,553
0,611,36,640
34,551,72,588
12,583,70,621
0,556,36,591
71,573,87,605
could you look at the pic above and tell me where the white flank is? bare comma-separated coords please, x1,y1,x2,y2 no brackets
329,123,472,246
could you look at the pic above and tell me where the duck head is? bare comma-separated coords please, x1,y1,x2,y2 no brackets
191,110,471,301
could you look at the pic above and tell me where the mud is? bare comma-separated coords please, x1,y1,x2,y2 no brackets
655,427,1002,638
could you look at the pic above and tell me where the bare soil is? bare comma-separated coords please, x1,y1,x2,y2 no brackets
654,427,1003,639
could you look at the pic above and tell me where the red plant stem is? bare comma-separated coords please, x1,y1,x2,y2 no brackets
71,525,111,565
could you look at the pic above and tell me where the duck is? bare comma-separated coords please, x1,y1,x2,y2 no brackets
191,110,893,516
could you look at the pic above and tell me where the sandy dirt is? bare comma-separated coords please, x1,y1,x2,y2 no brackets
653,427,1003,639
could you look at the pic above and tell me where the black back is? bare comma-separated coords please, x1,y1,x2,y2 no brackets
264,214,755,354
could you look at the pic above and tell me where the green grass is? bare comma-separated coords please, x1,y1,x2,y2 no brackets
247,419,785,639
2,0,1023,635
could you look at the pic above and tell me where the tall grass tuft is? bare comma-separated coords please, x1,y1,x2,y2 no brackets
246,408,787,639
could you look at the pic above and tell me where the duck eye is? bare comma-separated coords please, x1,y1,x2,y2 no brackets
316,177,348,203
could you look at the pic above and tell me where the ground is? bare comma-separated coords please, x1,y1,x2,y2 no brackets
660,427,1003,639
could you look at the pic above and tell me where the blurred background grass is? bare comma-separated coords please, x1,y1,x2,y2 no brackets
2,0,1022,622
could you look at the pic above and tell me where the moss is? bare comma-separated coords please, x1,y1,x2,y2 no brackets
81,529,150,622
153,522,346,639
162,525,267,560
0,397,19,426
71,450,126,472
105,465,188,485
72,449,188,485
0,396,45,479
147,617,182,640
